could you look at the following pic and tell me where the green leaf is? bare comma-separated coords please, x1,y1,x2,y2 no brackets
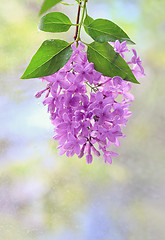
21,40,73,79
39,12,72,33
84,19,135,44
84,14,94,35
39,0,62,16
87,41,139,84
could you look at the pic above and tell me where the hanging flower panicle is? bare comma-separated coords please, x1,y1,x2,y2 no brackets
35,40,145,164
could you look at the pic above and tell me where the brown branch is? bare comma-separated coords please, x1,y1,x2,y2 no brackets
74,1,82,40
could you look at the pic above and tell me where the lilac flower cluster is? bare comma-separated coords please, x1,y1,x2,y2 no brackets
35,40,145,164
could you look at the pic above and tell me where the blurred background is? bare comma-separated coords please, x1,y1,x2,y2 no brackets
0,0,165,239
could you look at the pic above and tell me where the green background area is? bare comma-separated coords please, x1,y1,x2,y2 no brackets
0,0,165,239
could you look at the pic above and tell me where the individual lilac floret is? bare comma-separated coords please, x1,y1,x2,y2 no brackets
127,48,146,78
113,40,130,59
35,40,145,164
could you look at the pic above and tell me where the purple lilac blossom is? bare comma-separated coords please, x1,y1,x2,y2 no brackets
35,40,145,164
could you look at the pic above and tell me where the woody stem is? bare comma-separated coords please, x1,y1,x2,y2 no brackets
74,1,82,40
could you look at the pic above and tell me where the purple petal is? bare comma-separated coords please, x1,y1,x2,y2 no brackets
75,73,84,82
67,72,75,83
113,76,122,86
59,147,66,155
69,96,80,107
104,154,112,164
78,137,87,145
103,104,111,115
52,81,59,91
57,122,68,129
96,91,103,101
64,142,74,149
104,97,113,105
110,151,118,157
78,143,86,158
73,64,83,73
93,71,102,82
132,48,137,58
59,80,70,89
114,40,120,52
84,73,93,83
92,146,100,157
124,92,134,101
93,108,102,116
42,97,53,105
84,62,94,72
86,154,93,164
74,143,80,155
107,132,116,142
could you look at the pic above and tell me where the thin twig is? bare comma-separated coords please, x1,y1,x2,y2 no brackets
85,81,99,92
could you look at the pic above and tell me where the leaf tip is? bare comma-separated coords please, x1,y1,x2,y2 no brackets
20,74,26,79
124,76,139,84
133,77,140,84
38,8,44,16
130,40,136,45
20,72,30,79
20,73,24,79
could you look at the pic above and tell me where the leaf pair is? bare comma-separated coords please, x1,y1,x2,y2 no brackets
21,39,138,84
39,12,135,44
